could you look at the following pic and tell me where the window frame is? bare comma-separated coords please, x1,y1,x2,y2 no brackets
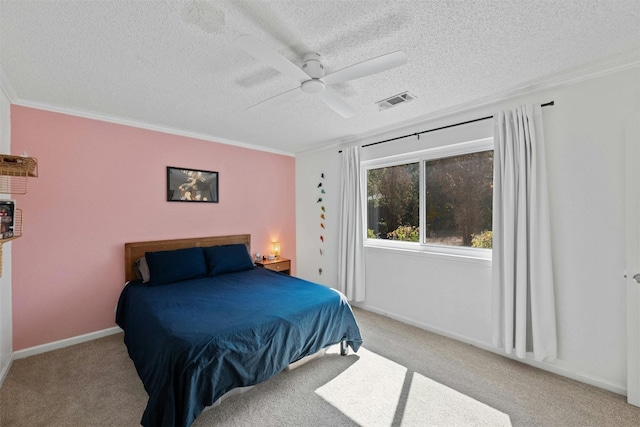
362,137,494,261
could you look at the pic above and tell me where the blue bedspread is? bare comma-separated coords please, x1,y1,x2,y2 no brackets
116,267,362,427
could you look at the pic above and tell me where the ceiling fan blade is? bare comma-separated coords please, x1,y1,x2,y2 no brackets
246,87,302,112
235,34,311,83
318,90,355,118
321,51,408,86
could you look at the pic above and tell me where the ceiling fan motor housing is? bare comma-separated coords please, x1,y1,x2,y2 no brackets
302,53,324,79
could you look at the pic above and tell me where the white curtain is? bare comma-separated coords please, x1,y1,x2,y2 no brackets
338,146,365,302
492,104,557,362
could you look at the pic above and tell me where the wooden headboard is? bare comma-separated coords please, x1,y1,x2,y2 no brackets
124,234,251,282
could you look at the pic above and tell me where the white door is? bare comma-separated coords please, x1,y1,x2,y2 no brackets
626,111,640,407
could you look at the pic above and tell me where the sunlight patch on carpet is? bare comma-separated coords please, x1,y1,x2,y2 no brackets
316,347,407,426
316,347,512,426
402,371,512,426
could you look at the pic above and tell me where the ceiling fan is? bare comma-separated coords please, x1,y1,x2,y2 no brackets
235,34,408,118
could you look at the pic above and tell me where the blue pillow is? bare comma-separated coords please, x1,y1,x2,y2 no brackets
203,244,254,276
145,247,207,286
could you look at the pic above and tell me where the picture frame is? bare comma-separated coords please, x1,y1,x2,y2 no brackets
166,166,219,203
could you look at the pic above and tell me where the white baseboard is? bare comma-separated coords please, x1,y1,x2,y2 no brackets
353,303,627,396
0,356,13,388
13,326,123,360
8,306,627,397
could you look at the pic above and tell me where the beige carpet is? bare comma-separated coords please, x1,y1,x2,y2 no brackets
1,308,639,426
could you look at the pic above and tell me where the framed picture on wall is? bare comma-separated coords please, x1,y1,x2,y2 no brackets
167,166,219,203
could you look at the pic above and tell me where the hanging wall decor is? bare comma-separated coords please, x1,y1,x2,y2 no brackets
167,166,219,203
318,172,325,275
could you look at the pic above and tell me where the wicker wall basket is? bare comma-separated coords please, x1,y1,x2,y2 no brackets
0,155,38,194
12,208,23,239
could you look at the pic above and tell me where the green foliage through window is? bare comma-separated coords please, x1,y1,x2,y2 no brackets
387,225,420,242
367,163,419,242
366,147,493,249
425,150,493,248
471,230,493,248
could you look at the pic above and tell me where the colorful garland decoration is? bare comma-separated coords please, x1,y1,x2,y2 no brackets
318,172,325,275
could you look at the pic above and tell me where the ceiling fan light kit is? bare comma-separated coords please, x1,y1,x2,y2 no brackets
235,34,408,118
301,79,325,94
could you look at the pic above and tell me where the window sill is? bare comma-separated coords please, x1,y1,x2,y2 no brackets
363,240,492,266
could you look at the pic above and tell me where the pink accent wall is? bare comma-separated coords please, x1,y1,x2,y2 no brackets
10,105,296,350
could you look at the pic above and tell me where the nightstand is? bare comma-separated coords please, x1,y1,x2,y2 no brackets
255,258,291,275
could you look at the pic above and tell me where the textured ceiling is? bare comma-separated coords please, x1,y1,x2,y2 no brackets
1,0,639,154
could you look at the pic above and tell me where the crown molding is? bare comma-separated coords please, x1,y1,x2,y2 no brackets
1,57,292,156
0,65,18,102
295,139,343,157
318,51,640,152
4,50,639,158
10,99,296,157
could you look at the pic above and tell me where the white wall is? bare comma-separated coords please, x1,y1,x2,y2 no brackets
295,147,341,285
0,85,12,385
296,65,640,394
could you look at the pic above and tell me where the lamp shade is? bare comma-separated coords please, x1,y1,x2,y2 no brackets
272,241,281,257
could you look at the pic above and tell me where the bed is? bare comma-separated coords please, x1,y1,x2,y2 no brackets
116,234,362,427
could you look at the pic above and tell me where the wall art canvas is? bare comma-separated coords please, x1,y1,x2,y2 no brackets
167,167,219,203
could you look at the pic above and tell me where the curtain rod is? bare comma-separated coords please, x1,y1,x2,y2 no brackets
338,101,554,153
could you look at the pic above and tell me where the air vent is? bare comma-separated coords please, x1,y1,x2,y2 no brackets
376,91,416,111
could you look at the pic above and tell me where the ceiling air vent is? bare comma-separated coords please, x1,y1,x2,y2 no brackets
376,91,416,111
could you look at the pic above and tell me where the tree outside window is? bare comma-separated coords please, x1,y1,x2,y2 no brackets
366,148,493,249
425,150,493,248
367,163,419,242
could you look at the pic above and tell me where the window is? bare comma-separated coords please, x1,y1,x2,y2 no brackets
367,163,420,242
364,138,493,257
424,150,493,248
